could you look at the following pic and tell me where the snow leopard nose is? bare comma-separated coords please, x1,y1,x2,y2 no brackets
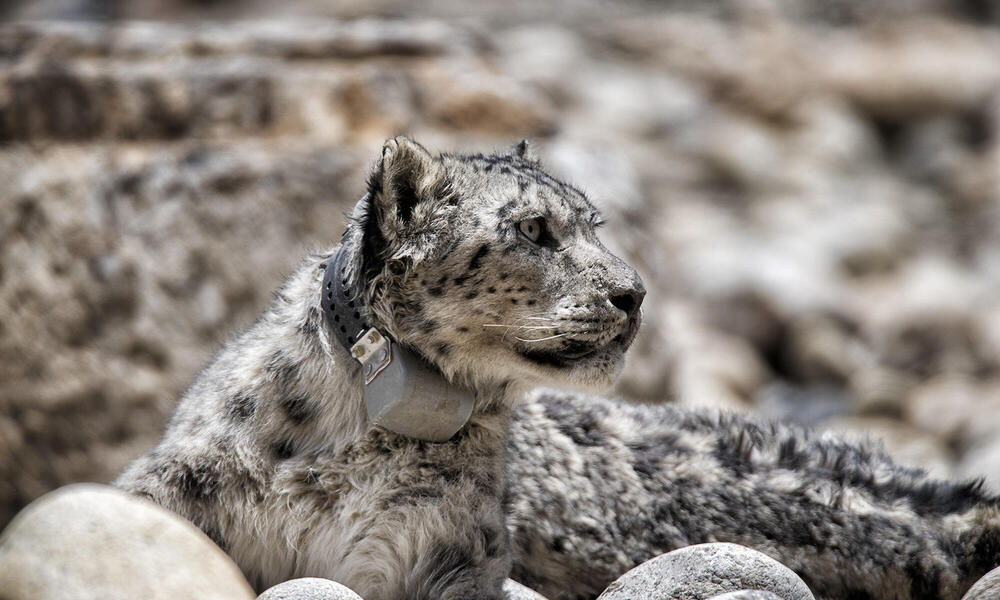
609,284,645,319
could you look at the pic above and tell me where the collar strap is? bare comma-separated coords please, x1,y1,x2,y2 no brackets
320,194,475,442
321,241,370,351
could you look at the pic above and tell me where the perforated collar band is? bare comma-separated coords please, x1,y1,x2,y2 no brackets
320,195,475,442
321,237,371,352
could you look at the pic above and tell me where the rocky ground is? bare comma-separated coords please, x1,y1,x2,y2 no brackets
3,485,999,599
2,2,1000,531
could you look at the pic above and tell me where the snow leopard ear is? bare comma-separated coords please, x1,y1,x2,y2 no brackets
367,136,445,229
356,137,449,287
510,139,537,162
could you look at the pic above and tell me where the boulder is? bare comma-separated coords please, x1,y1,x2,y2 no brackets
710,592,784,600
258,578,364,600
0,483,255,600
962,564,1000,600
504,578,550,600
596,543,814,600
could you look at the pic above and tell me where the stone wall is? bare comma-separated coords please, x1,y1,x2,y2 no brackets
2,6,1000,526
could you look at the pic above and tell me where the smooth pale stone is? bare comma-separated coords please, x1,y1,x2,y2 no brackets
597,543,815,600
258,578,365,600
711,591,785,600
0,483,255,600
962,565,1000,600
504,578,550,600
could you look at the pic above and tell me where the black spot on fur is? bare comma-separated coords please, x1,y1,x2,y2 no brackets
488,287,496,294
428,286,444,297
546,536,567,553
267,353,301,396
454,274,471,286
714,430,759,476
542,401,605,447
281,394,314,425
628,434,686,478
298,306,320,336
905,556,942,599
468,244,490,271
465,291,478,300
457,326,469,332
960,524,1000,583
436,343,451,356
273,438,296,460
165,460,221,500
226,392,257,422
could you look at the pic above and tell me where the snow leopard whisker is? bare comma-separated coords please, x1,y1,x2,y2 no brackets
514,332,571,343
483,322,559,342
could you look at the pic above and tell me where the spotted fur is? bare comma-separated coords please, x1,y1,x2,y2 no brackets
115,138,644,599
507,389,1000,600
115,137,1000,600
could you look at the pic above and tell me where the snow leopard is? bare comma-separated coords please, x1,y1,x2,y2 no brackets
115,137,1000,600
115,137,644,599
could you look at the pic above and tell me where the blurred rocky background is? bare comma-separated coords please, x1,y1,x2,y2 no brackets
2,0,1000,528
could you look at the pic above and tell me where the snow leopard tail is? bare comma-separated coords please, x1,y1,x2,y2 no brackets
505,389,1000,600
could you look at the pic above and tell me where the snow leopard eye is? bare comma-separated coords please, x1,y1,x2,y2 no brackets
517,218,544,243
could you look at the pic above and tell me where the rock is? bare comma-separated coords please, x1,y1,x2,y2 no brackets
0,142,360,530
597,543,814,600
258,578,364,600
256,577,544,600
504,579,550,600
417,59,556,135
710,592,784,600
0,483,255,600
755,382,849,426
962,565,1000,600
821,416,954,480
848,367,912,418
957,438,1000,494
906,375,996,443
819,20,1000,117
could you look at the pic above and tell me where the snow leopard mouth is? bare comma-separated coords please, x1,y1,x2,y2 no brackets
519,345,596,369
520,314,641,368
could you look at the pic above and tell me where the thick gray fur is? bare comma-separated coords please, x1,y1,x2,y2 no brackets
507,390,1000,600
114,138,1000,600
115,137,643,600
